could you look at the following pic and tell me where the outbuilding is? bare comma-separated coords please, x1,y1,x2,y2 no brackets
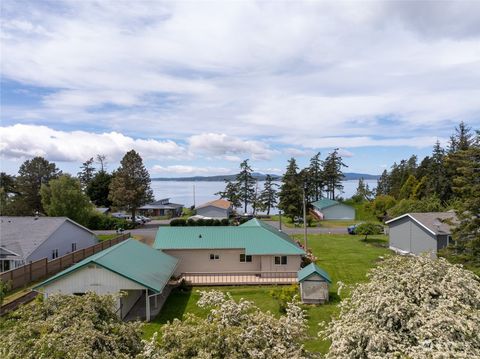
34,239,178,321
311,198,355,220
386,212,457,257
195,199,233,219
297,263,331,304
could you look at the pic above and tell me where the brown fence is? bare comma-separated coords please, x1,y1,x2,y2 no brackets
1,233,130,292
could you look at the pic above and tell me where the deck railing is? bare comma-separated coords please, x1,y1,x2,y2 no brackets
181,271,298,286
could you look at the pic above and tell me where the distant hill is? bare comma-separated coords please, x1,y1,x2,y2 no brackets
152,172,379,182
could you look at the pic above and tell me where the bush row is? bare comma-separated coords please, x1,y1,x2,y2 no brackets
85,212,137,230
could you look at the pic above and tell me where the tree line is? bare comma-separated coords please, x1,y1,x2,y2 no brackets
0,150,154,229
217,149,348,221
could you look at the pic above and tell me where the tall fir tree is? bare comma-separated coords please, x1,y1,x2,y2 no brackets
236,159,256,213
14,157,61,214
278,158,303,221
215,179,241,208
323,148,347,199
78,157,96,190
86,170,113,207
258,174,279,215
108,150,153,220
308,152,324,201
375,169,390,196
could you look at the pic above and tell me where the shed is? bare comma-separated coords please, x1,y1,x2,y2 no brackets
385,212,457,257
196,199,233,219
312,198,355,220
297,263,331,304
34,239,178,321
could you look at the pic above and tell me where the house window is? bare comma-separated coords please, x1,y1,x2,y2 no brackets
52,249,59,259
210,254,220,260
240,254,252,263
274,256,287,265
71,243,77,252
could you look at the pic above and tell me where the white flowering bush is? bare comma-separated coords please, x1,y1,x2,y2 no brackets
320,255,480,358
0,293,144,359
140,290,311,359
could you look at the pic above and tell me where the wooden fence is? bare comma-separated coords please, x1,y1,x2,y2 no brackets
1,233,130,292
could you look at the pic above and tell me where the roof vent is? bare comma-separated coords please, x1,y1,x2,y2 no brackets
198,234,202,239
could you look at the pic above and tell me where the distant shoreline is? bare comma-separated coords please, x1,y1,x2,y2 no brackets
152,173,380,182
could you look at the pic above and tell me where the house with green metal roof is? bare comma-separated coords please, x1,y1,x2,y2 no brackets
154,218,305,284
297,262,331,304
311,198,355,220
34,239,178,321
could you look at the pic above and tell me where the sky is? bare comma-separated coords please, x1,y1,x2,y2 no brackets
1,0,479,177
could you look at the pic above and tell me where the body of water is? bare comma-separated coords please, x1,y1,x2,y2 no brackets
151,180,377,214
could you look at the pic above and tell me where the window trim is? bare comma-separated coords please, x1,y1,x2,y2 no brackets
210,253,220,260
274,255,287,265
240,254,252,263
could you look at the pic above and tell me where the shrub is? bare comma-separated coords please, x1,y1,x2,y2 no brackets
187,218,196,226
354,222,383,240
170,218,187,226
221,218,230,226
269,284,299,313
320,255,480,358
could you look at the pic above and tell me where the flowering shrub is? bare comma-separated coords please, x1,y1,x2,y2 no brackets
320,255,480,358
142,290,311,358
0,293,143,359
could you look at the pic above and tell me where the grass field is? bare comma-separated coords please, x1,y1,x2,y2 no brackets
142,233,391,355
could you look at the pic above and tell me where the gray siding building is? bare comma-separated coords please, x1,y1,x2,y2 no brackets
0,217,97,272
196,199,233,219
312,198,355,220
386,212,457,257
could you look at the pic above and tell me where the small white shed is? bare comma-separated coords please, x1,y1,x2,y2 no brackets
297,263,331,304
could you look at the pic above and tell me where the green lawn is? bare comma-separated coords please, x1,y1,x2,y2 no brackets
96,234,119,241
142,233,391,355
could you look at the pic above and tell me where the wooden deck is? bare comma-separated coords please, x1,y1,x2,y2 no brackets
180,271,298,286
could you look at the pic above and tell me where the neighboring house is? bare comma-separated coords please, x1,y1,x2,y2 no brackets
138,198,183,217
195,199,233,219
311,198,355,220
153,218,305,277
297,263,331,304
0,217,97,272
385,212,457,257
34,239,178,321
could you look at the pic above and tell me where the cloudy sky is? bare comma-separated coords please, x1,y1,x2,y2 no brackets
1,0,479,177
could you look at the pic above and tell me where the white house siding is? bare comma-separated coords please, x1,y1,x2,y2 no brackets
196,206,230,218
260,255,301,273
41,265,146,318
322,204,355,220
163,249,261,275
28,221,97,262
389,217,437,257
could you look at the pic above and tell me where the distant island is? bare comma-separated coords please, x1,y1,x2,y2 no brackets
152,172,380,182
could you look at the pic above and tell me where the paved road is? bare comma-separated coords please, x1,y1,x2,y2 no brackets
263,221,348,235
93,219,348,245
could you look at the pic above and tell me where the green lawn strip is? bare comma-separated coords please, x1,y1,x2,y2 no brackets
96,234,119,241
143,234,391,355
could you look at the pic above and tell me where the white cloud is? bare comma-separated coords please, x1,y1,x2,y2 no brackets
187,133,277,160
0,124,185,162
150,165,233,176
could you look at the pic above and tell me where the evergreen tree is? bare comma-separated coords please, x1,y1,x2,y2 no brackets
236,159,256,213
0,173,19,215
398,174,418,199
323,149,347,199
258,174,279,215
352,177,373,202
215,179,241,208
86,170,112,207
77,157,96,190
375,169,390,196
308,152,324,201
14,157,61,214
448,121,474,153
108,150,153,219
278,158,303,221
96,154,108,172
40,174,93,225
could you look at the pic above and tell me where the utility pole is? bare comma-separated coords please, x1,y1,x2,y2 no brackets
279,210,282,231
303,186,308,251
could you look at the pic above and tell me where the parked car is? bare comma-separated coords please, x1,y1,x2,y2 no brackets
138,215,151,222
347,224,358,235
111,212,127,219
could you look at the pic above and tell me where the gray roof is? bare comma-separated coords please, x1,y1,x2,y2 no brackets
0,217,94,260
386,212,458,235
139,199,183,210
